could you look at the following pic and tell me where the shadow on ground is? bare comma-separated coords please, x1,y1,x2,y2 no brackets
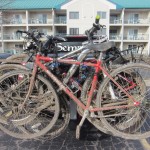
0,120,146,150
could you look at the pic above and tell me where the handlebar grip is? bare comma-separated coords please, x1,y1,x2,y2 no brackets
95,15,100,24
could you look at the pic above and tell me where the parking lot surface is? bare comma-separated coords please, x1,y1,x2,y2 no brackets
0,120,150,150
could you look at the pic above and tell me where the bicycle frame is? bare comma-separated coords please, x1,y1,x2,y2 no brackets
25,53,140,114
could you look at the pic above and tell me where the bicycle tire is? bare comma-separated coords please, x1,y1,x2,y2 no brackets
114,54,150,64
38,95,70,140
80,54,150,135
81,69,147,133
0,65,70,140
0,64,28,76
0,70,60,139
96,63,150,139
5,53,29,63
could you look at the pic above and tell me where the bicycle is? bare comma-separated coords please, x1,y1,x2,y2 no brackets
0,16,150,140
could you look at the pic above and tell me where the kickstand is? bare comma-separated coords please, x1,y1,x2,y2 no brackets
76,109,89,139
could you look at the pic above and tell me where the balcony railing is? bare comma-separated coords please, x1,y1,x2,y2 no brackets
55,17,66,24
109,34,122,40
4,49,23,54
3,34,22,40
28,18,47,24
110,18,122,24
124,34,149,40
124,19,150,24
2,18,23,24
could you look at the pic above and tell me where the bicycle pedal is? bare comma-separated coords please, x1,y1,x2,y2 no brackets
76,125,81,139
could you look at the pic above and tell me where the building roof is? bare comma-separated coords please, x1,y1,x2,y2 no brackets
2,0,150,10
4,0,68,10
108,0,150,9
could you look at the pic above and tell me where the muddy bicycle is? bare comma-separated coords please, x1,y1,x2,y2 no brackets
0,16,150,140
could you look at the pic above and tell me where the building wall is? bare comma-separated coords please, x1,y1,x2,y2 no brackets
65,0,112,34
0,0,150,54
3,11,26,24
124,10,149,24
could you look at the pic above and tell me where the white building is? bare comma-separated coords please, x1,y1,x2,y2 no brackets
0,0,150,54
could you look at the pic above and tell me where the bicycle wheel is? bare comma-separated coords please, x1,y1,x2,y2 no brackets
0,70,60,139
0,64,70,140
0,64,28,76
37,95,70,140
112,53,150,65
96,63,150,139
5,53,29,63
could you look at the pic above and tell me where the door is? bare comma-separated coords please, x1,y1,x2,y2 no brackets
128,29,138,40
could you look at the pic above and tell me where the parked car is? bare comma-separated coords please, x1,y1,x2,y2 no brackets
0,53,12,59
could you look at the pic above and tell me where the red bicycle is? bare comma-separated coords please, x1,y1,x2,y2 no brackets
0,16,150,140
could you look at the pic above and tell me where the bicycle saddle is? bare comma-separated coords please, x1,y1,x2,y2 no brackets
88,41,115,52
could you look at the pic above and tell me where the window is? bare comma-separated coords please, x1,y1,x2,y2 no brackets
15,31,22,40
97,11,106,19
110,29,117,34
15,44,23,49
128,29,138,40
38,14,47,24
128,45,137,53
109,29,118,39
69,28,79,35
55,15,66,24
110,15,121,24
69,12,79,19
12,14,22,24
128,14,139,23
15,44,24,54
128,29,138,35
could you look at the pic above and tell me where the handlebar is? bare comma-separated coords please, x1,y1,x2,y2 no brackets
16,30,44,46
17,16,105,54
85,15,106,42
17,29,67,54
16,30,44,38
